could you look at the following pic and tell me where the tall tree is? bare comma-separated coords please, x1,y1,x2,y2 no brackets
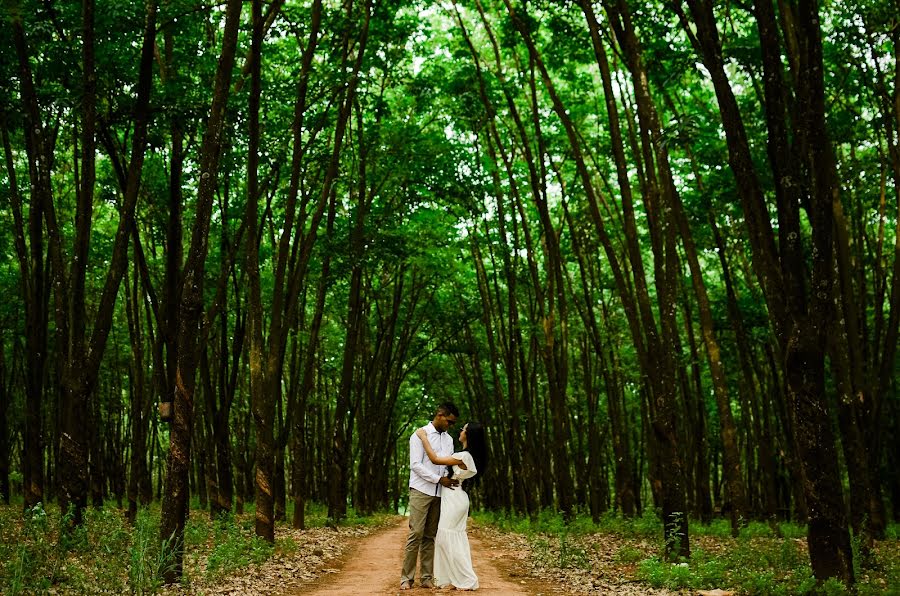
7,1,50,512
674,0,854,581
160,0,243,580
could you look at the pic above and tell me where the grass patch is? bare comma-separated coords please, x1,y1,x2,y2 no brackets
475,509,900,595
473,506,662,538
615,544,644,564
0,499,386,594
205,515,275,578
690,517,807,540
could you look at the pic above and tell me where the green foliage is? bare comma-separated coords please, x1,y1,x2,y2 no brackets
477,509,900,594
2,0,899,591
0,501,389,593
886,524,900,541
2,503,127,594
300,501,388,528
636,541,811,594
595,510,665,538
692,518,806,540
615,545,644,564
558,532,591,570
340,507,392,528
205,516,275,579
638,557,693,589
7,503,56,595
633,527,900,595
128,508,176,594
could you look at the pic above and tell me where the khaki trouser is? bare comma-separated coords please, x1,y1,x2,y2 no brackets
401,488,441,585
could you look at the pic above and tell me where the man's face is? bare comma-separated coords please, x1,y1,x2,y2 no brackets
435,411,458,433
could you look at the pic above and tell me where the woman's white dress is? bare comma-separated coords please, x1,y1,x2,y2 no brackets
434,451,479,590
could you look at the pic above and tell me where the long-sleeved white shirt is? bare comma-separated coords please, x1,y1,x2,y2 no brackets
409,422,454,497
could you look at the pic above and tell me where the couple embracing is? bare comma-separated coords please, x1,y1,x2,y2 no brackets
400,402,487,591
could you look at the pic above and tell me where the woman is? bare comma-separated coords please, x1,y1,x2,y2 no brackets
414,421,487,591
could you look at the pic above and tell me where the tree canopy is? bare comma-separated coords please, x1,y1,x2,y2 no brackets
1,0,899,588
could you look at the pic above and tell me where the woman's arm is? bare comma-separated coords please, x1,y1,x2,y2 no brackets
415,428,466,467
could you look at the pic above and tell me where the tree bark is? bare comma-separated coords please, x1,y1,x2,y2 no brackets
677,0,854,581
32,0,157,526
245,0,276,544
0,339,9,504
326,0,373,523
8,1,50,512
125,266,150,524
161,0,242,581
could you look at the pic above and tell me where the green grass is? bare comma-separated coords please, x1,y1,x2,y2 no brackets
472,506,663,537
205,515,275,578
474,509,900,595
636,543,817,594
689,517,808,539
0,499,386,594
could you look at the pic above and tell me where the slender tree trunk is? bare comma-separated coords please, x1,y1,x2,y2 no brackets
0,339,8,504
52,0,155,527
678,0,853,581
125,267,150,524
709,216,780,528
9,1,50,512
292,199,334,529
331,217,364,523
602,0,690,557
327,4,373,522
681,297,713,524
161,0,242,580
244,0,277,544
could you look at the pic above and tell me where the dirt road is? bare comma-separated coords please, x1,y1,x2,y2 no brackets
289,516,558,595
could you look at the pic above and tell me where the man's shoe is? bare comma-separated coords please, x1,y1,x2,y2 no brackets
400,580,412,590
420,579,436,589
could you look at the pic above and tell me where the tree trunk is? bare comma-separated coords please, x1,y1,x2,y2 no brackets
331,239,364,522
125,267,148,523
9,1,50,512
292,194,335,528
681,298,713,524
52,0,155,527
709,215,780,528
0,339,9,504
161,0,243,581
603,0,690,557
678,0,854,581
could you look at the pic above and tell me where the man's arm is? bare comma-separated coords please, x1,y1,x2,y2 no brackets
409,431,442,484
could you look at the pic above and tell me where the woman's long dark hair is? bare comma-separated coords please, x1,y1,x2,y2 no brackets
448,421,488,489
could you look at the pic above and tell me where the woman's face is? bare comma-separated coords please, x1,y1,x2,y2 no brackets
460,423,468,445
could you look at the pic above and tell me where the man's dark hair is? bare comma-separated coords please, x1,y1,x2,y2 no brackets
436,401,459,418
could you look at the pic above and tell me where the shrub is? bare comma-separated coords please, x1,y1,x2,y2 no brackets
8,503,58,594
128,508,177,595
205,516,275,578
558,532,590,570
615,545,644,564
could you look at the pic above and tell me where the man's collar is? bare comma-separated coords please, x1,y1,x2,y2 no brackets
426,422,441,434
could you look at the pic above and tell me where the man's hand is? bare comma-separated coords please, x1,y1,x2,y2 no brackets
439,477,459,489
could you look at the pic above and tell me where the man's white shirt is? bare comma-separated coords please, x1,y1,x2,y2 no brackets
409,422,454,497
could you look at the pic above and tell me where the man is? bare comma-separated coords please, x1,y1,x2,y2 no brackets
400,402,460,590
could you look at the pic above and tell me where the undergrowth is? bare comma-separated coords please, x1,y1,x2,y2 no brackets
474,508,900,595
0,499,383,594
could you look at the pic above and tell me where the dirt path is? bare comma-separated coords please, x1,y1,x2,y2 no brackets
289,516,558,595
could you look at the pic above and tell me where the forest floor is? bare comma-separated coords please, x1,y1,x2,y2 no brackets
283,515,557,595
193,515,680,595
3,501,898,594
159,514,680,595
